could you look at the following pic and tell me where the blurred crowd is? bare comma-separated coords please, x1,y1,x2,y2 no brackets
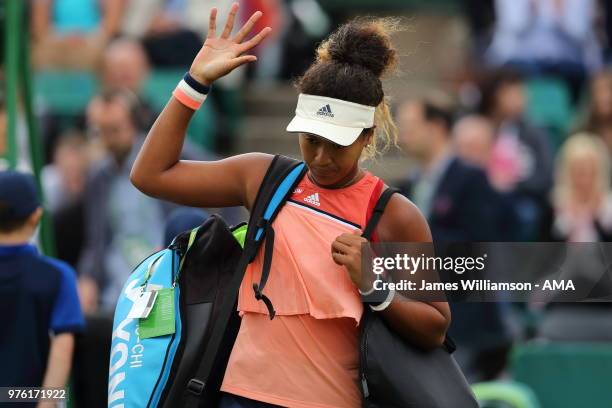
394,70,612,383
394,0,612,387
1,0,612,406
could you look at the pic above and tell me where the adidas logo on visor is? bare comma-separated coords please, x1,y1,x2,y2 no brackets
316,104,334,118
304,193,321,206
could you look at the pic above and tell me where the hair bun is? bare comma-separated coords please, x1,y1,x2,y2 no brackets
317,18,399,78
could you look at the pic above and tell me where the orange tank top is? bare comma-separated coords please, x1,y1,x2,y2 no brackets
221,171,384,408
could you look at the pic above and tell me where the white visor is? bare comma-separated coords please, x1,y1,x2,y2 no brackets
286,93,376,146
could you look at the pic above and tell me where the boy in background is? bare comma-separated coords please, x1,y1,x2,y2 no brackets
0,170,84,397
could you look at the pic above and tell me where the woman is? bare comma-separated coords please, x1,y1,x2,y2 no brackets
538,134,612,342
484,0,601,102
131,4,450,407
578,70,612,154
478,69,553,240
31,0,123,69
551,133,612,242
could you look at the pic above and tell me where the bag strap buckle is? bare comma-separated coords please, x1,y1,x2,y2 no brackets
187,379,205,396
256,218,268,229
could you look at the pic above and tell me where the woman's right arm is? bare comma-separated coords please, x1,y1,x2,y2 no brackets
130,3,273,210
130,98,273,209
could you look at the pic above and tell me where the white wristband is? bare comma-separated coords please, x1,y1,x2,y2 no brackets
370,288,395,312
177,79,208,104
358,279,381,296
173,72,211,110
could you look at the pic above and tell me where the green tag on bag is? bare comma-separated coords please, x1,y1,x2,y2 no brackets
139,288,175,339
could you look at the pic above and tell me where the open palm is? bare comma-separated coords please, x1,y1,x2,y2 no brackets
189,3,271,85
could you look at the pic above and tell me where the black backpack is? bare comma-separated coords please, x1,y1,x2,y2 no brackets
157,155,306,407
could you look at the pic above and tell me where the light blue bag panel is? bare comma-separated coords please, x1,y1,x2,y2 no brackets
108,249,182,408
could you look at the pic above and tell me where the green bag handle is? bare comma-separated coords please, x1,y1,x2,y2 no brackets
173,227,200,287
171,223,247,287
141,254,164,289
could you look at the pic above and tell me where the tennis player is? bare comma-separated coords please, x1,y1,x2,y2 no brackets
131,4,450,407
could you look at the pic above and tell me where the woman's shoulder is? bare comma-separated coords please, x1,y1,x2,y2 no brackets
376,187,432,243
223,152,275,210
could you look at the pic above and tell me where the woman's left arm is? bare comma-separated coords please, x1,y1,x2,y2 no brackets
332,193,450,350
376,194,450,349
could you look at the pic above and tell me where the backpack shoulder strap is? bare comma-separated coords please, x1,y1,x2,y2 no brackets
246,154,306,249
362,187,400,240
243,155,306,318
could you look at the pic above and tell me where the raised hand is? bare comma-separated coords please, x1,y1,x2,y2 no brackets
189,3,271,85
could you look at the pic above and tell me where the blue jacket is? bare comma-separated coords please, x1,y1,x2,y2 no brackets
397,157,502,242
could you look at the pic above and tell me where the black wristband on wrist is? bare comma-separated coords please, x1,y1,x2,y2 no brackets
184,72,211,95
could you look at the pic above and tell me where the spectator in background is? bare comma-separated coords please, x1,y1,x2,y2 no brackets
70,91,219,406
42,130,90,268
78,88,207,314
453,114,519,240
121,0,233,67
120,0,283,71
460,0,496,58
120,0,280,153
537,134,612,342
77,89,167,315
280,0,330,80
100,38,157,130
99,40,214,155
479,69,554,240
453,114,496,169
31,0,124,70
0,170,84,389
101,38,150,93
42,130,89,213
551,134,612,242
396,97,498,242
396,98,511,382
578,70,612,154
485,0,602,101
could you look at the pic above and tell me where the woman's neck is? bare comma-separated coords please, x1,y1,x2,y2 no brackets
308,167,365,189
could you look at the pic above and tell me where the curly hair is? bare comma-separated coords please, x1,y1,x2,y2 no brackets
297,17,402,160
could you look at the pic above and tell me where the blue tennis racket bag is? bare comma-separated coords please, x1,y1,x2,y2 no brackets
108,155,306,408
